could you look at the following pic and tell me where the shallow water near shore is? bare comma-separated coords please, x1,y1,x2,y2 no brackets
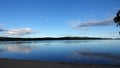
0,40,120,65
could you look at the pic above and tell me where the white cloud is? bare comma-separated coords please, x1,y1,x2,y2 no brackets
0,23,35,36
5,28,35,36
0,28,4,31
68,18,114,30
0,24,6,32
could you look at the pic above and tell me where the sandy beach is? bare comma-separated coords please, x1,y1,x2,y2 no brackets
0,58,120,68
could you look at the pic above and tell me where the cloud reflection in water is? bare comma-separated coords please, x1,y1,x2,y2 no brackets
0,42,36,53
69,50,120,63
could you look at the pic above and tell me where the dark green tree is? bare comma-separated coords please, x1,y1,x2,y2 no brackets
114,10,120,34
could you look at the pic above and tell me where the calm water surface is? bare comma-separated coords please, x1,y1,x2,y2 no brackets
0,40,120,65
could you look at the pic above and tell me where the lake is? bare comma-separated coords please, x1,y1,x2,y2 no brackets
0,40,120,65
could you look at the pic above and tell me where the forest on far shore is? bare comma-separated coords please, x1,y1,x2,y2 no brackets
0,36,116,41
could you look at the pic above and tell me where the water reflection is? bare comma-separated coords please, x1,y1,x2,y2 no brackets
70,50,120,63
0,42,36,53
0,41,33,44
63,40,90,43
0,40,120,65
0,49,4,54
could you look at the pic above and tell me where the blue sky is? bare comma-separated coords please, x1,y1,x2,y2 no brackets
0,0,120,38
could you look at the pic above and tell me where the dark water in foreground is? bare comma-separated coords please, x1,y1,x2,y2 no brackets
0,40,120,65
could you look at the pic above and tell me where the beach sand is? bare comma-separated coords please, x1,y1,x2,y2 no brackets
0,58,120,68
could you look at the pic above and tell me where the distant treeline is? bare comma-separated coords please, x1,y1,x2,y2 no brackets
0,37,113,41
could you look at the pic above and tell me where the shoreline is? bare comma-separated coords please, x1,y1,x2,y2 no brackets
0,58,120,68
